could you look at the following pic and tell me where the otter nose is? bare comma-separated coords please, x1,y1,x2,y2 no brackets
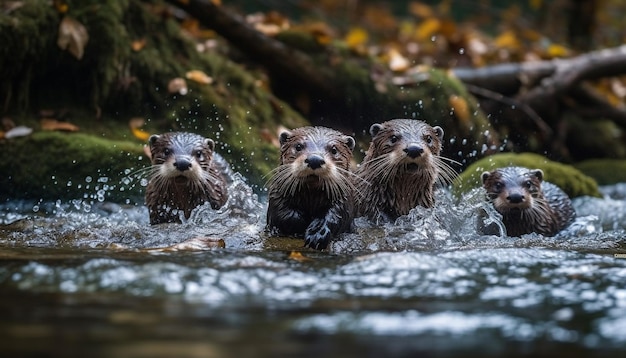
305,155,325,169
507,193,525,204
404,145,424,158
173,158,192,171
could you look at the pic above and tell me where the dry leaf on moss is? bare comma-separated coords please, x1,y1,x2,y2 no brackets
40,118,79,132
168,77,188,94
185,70,213,85
57,16,89,59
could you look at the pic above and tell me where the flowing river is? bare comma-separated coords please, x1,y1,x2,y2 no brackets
1,176,625,357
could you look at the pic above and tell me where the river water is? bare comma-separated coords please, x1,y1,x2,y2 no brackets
0,176,625,357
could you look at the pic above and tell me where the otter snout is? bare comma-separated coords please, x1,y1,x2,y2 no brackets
404,144,424,158
173,157,192,171
507,192,525,204
305,154,325,169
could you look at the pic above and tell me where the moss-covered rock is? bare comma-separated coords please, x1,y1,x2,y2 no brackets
0,131,146,203
452,152,601,198
574,159,626,185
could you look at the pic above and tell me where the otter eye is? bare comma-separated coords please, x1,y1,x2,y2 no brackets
295,143,304,152
425,135,433,144
330,145,338,155
524,180,532,189
163,148,171,156
390,135,399,144
494,182,503,191
194,150,203,158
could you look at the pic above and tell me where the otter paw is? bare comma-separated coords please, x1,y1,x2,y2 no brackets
304,219,332,250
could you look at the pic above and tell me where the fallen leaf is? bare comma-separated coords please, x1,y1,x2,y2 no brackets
131,127,150,142
449,95,470,125
131,38,146,51
185,70,213,85
4,126,33,139
288,251,312,262
387,48,411,72
40,118,79,132
345,27,368,49
494,30,520,50
545,43,569,58
415,17,440,41
57,16,89,60
168,77,188,94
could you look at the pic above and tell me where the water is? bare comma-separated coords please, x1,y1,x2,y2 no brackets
1,177,625,357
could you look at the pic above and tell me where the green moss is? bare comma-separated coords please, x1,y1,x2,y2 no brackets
575,159,626,185
452,152,601,198
0,131,146,203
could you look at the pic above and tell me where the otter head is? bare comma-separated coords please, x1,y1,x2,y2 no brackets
368,119,443,173
481,167,544,212
279,127,355,182
149,132,215,184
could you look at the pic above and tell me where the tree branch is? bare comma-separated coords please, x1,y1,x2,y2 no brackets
164,0,339,98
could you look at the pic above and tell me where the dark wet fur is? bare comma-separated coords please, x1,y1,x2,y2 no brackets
145,132,229,224
356,119,457,222
481,166,576,236
266,126,357,250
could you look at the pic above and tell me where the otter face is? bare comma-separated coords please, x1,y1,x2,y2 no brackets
369,119,443,173
482,167,544,212
279,127,355,180
149,132,215,183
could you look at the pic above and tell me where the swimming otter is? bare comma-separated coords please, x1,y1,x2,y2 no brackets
266,126,356,250
480,166,576,236
356,118,454,222
145,132,229,224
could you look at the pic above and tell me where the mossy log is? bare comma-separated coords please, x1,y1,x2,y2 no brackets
0,132,146,203
1,0,309,194
452,152,601,198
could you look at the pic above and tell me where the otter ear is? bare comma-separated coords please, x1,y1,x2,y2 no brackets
205,138,215,151
148,134,160,147
343,136,356,151
433,126,444,140
279,130,292,145
369,123,383,137
481,171,491,184
531,169,544,182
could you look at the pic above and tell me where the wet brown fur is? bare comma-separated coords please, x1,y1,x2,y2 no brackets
145,132,228,224
481,166,576,236
356,119,455,222
266,126,356,250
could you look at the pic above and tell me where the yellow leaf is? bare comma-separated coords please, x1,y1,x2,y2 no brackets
54,0,68,14
288,251,312,262
345,27,368,48
449,95,470,125
129,117,150,141
130,124,150,142
546,44,569,58
494,30,520,50
185,70,213,85
57,16,89,59
415,17,440,41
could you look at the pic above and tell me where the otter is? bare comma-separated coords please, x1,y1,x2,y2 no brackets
145,132,230,224
480,166,576,236
266,126,356,250
355,118,454,222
